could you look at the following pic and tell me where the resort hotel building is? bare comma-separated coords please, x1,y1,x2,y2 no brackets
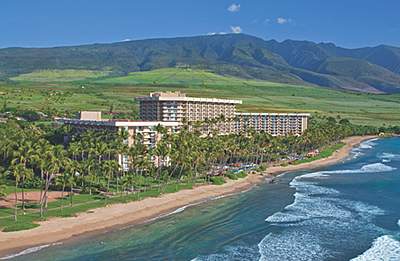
57,92,310,167
234,112,309,136
136,92,241,134
135,92,309,136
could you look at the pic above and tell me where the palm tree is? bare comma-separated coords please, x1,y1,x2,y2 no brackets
11,163,21,222
102,159,119,204
65,161,78,207
10,163,32,221
41,145,66,215
55,158,72,213
33,139,51,207
12,139,35,214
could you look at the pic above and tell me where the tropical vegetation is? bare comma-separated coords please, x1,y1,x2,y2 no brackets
0,115,396,231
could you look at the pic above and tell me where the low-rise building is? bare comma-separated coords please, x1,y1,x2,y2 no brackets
56,112,180,169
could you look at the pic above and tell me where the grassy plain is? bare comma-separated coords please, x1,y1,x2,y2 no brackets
0,68,399,126
11,69,111,82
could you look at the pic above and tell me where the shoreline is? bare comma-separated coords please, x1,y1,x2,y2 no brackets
264,135,377,176
0,135,376,257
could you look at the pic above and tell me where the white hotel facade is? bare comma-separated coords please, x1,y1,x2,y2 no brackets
234,112,310,136
58,92,310,167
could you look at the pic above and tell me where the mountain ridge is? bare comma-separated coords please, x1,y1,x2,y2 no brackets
1,34,400,93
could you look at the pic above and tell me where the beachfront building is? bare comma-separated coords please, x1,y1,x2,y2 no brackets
57,111,180,169
234,112,310,136
136,92,242,134
57,94,311,168
136,92,311,136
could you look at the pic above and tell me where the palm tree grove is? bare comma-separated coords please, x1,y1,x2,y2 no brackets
0,115,397,231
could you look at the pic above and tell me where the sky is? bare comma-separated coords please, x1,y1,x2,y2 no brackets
1,0,400,48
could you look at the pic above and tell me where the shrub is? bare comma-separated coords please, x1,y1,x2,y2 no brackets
236,172,248,179
257,163,268,172
21,177,42,189
226,173,238,180
210,176,225,185
16,110,41,122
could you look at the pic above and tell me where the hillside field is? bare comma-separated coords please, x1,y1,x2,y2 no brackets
1,68,400,126
11,69,111,82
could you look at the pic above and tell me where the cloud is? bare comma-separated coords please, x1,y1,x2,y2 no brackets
263,18,271,24
230,26,242,34
276,17,292,24
227,3,240,12
207,32,227,36
121,38,132,42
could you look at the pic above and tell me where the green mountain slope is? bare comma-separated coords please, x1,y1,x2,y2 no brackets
264,40,400,93
1,34,400,93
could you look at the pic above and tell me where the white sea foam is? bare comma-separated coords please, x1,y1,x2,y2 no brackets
192,245,259,261
258,231,330,261
359,163,396,173
267,166,388,224
378,152,400,159
295,163,396,181
264,190,380,224
358,139,378,149
261,161,388,260
350,139,378,158
170,205,189,215
350,235,400,261
398,219,400,228
0,242,62,260
148,203,199,221
351,139,377,159
350,149,364,159
378,153,400,163
295,171,329,179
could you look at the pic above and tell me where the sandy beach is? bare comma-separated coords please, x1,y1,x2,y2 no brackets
0,135,376,257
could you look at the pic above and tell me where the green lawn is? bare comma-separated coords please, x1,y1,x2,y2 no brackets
1,68,400,126
293,143,346,165
0,181,199,232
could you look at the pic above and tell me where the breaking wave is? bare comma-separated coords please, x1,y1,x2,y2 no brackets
294,163,396,180
191,245,259,261
359,139,378,149
378,152,400,163
259,166,388,260
258,231,330,261
350,235,400,261
351,138,378,158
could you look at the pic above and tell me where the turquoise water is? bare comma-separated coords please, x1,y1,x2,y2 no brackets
3,137,400,261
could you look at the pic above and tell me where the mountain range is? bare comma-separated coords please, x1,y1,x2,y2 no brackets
1,34,400,93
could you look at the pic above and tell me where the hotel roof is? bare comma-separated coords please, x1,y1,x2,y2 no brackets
135,92,242,104
235,112,311,116
56,118,181,127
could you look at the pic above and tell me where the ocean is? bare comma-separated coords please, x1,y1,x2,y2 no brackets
3,137,400,261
